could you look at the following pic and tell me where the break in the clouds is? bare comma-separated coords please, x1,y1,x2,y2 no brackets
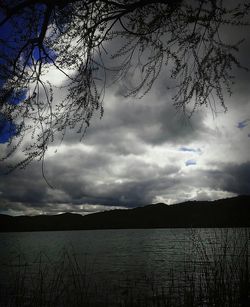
1,6,250,215
179,147,202,154
237,119,250,130
185,159,197,167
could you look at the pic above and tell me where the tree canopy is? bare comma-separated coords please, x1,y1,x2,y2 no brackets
0,0,249,169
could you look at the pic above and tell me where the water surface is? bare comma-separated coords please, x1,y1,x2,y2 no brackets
0,228,248,306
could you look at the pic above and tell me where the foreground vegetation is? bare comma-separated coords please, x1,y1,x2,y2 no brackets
0,229,249,307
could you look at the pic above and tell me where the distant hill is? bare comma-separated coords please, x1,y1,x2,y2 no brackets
0,195,249,232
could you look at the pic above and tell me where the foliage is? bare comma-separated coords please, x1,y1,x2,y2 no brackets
0,0,249,168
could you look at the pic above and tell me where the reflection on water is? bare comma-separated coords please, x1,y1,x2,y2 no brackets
0,228,249,306
0,229,195,284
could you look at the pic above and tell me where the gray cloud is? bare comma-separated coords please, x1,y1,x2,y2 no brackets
1,66,249,215
208,162,250,196
1,4,250,216
82,91,209,155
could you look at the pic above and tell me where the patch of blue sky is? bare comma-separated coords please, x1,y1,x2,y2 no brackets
237,119,250,129
185,159,197,166
8,90,27,105
0,12,31,58
0,83,27,105
0,114,16,144
32,46,57,64
0,4,57,106
0,12,30,103
179,146,202,154
0,9,57,67
0,4,59,142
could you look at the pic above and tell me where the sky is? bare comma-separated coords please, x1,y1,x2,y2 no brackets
0,3,250,216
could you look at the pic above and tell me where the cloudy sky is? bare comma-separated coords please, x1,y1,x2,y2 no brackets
0,3,250,216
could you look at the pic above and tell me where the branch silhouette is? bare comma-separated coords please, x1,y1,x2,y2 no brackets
0,0,249,169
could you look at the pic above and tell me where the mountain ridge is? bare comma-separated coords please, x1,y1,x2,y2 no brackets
0,195,249,232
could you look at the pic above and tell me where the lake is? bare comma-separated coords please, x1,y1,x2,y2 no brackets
0,228,249,306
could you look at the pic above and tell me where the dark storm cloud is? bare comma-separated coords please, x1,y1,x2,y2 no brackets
182,161,250,197
42,2,250,152
209,162,250,195
0,144,181,214
0,162,48,205
230,29,250,100
46,149,180,207
1,64,249,215
82,92,209,155
0,0,250,215
50,23,212,151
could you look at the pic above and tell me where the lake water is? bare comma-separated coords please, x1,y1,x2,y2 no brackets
0,228,249,306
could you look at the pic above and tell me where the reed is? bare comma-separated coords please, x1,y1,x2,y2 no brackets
0,228,249,307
